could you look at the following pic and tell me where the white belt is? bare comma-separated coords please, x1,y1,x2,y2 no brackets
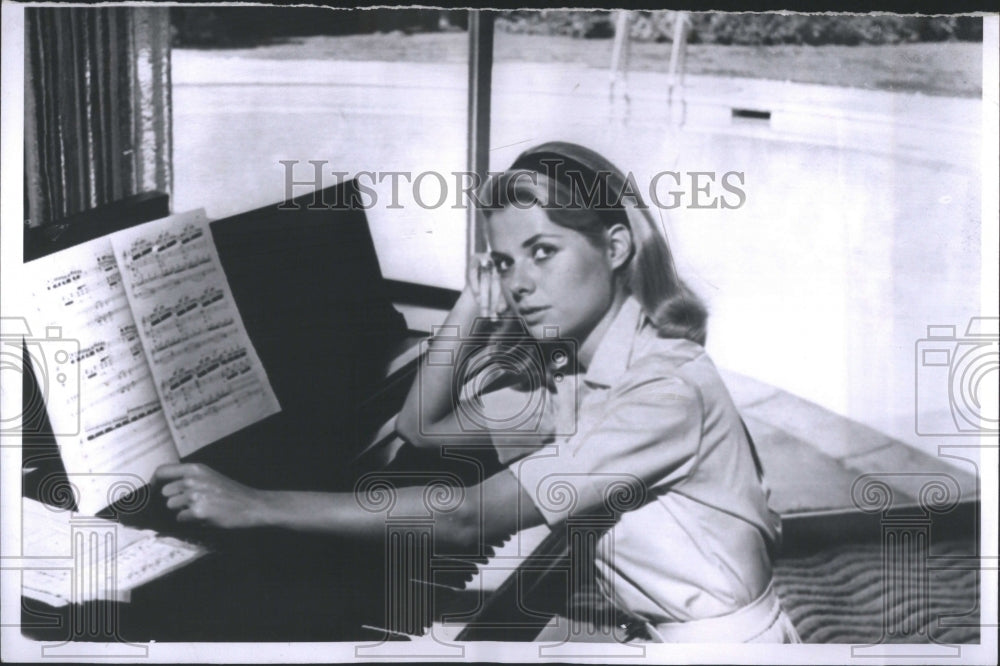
645,583,788,643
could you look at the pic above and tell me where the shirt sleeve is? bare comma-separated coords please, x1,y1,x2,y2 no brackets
509,362,704,527
478,384,552,465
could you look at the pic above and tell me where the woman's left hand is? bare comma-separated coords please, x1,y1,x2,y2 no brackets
468,252,508,320
155,463,273,529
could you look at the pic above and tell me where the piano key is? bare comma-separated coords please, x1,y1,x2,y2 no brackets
388,523,553,640
466,523,552,593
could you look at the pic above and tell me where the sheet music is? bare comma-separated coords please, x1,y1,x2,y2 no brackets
22,211,207,515
112,216,280,456
20,498,207,607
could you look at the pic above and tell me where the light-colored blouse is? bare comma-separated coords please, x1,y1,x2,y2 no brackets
482,296,781,625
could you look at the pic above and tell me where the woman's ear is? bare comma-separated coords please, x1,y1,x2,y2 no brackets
606,223,633,271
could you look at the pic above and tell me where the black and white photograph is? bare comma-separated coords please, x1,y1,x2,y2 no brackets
0,3,997,663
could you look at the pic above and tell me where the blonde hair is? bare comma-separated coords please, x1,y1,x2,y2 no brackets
481,143,708,345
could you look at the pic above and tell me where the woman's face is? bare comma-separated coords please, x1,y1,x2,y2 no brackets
487,204,615,343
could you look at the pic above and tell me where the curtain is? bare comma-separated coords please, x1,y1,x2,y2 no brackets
24,7,172,228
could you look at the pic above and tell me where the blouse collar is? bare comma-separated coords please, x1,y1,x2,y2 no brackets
582,295,646,389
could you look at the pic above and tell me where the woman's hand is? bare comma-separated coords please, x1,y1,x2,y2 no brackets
467,252,507,320
155,463,273,529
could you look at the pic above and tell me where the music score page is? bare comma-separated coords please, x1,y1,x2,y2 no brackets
111,215,280,457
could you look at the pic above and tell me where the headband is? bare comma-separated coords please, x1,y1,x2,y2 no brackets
508,142,632,228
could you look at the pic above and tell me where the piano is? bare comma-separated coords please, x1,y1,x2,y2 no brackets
19,182,574,644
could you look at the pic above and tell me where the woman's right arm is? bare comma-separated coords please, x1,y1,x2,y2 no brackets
155,461,544,548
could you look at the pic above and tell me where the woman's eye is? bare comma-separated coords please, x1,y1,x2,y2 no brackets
532,245,557,261
494,257,512,274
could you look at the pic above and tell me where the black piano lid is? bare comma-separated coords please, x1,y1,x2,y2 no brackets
191,179,412,491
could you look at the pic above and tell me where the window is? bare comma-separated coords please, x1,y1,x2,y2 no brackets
170,7,470,289
486,10,986,452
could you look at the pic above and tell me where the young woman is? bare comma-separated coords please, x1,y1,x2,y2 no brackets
155,142,800,643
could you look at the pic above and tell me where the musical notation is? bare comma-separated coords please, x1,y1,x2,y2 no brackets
72,341,106,364
130,265,214,300
48,257,122,296
46,269,82,291
52,276,127,312
80,424,176,478
123,224,211,289
20,498,208,608
70,333,147,392
113,534,207,589
152,326,234,366
161,346,260,422
119,324,142,356
112,216,280,457
85,400,162,442
142,285,233,358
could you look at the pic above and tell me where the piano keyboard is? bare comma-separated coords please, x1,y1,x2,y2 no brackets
437,523,552,593
366,522,553,641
